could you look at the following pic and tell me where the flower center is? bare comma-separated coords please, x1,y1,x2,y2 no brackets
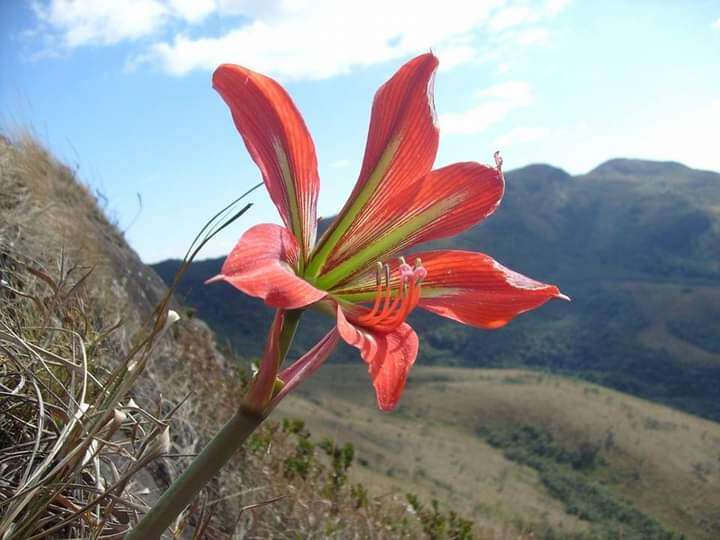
354,257,427,333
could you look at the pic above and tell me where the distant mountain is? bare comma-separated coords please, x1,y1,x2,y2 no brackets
152,159,720,421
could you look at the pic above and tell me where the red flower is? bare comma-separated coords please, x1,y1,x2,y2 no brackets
208,53,568,411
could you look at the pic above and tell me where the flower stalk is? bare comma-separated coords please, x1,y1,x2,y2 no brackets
125,310,314,539
123,404,264,540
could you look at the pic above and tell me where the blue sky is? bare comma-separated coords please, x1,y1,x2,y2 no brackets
1,1,719,263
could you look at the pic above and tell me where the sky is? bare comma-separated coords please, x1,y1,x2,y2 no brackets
1,1,719,263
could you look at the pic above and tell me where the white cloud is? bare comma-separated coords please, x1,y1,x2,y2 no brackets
330,159,350,169
434,41,480,71
30,0,224,48
32,0,170,46
495,126,551,146
141,0,504,79
475,80,532,101
29,0,573,79
487,0,571,31
513,27,550,46
713,18,720,29
489,6,536,31
545,0,572,16
166,0,217,23
440,81,533,135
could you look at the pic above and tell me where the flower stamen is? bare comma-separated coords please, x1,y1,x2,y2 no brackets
356,257,426,332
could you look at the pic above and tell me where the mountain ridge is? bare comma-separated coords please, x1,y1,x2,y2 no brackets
588,158,695,177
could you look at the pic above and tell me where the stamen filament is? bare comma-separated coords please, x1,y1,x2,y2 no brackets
354,258,426,332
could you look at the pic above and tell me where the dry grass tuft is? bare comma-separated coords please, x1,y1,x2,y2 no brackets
0,250,174,538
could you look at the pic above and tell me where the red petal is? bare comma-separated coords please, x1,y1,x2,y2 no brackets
213,64,319,260
322,161,504,288
270,328,340,409
354,53,439,200
336,306,418,411
414,250,568,328
244,309,285,411
206,224,326,309
310,53,439,278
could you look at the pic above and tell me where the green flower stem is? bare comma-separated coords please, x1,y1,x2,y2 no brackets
125,310,303,539
124,405,264,539
278,309,302,362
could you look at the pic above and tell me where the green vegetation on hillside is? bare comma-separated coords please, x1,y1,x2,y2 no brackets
481,426,678,539
278,364,720,539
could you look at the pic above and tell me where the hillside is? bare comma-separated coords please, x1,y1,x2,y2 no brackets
275,364,720,539
153,158,720,421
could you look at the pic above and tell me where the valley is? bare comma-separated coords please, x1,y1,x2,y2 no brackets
276,364,720,538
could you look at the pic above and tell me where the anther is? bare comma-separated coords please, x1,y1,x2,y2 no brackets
399,257,414,282
356,257,427,332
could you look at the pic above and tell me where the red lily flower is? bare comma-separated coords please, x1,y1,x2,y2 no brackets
208,53,568,411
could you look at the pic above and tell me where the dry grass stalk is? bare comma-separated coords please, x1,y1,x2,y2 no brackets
0,249,176,538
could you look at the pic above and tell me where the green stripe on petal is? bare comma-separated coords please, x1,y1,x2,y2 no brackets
305,136,401,279
316,200,451,290
274,139,304,270
337,286,457,304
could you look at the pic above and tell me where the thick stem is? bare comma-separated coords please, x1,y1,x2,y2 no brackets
124,405,263,539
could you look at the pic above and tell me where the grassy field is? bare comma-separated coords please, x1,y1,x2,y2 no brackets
276,364,720,539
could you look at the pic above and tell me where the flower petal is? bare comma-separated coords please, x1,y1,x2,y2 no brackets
318,161,504,289
336,306,418,411
205,223,326,309
308,53,439,279
244,309,285,412
213,64,319,261
270,328,340,410
415,250,569,328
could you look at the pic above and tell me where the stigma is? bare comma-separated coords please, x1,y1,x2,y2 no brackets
355,257,427,332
